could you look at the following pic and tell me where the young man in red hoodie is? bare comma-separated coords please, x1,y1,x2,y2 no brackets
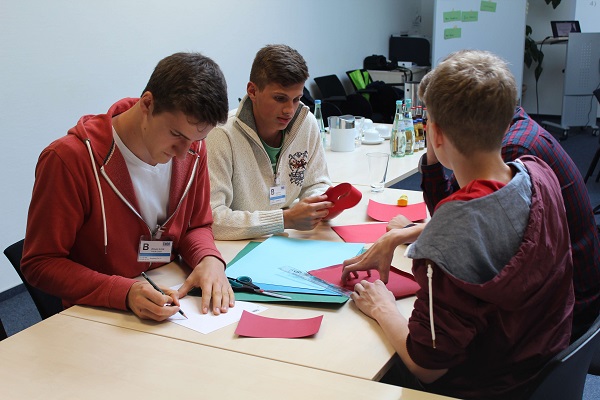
22,52,233,320
347,50,574,399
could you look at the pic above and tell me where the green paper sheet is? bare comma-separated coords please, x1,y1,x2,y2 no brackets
225,241,349,305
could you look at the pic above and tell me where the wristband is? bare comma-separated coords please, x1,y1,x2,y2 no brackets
402,223,417,229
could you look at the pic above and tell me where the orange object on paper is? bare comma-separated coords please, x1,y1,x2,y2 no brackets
397,194,408,207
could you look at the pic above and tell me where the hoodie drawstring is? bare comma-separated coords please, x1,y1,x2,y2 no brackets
427,263,436,348
85,140,108,254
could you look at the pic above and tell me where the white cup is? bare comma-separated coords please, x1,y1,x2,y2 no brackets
367,152,389,192
363,128,380,142
330,128,356,152
376,124,391,139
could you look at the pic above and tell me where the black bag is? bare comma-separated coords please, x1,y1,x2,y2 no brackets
363,55,395,71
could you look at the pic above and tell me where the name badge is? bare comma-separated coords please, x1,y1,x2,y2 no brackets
269,185,286,206
138,236,173,263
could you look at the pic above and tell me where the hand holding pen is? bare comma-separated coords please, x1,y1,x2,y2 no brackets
141,272,188,319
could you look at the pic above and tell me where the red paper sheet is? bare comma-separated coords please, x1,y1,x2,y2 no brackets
235,311,323,338
324,183,362,219
309,264,419,299
331,223,387,243
367,199,427,222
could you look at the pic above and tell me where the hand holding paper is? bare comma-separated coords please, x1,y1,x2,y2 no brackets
310,263,419,300
324,183,362,220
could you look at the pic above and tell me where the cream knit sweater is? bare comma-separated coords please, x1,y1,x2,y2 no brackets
206,96,332,240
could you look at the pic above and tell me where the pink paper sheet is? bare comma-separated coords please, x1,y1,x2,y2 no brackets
309,264,420,299
331,223,387,243
235,311,323,338
367,199,427,222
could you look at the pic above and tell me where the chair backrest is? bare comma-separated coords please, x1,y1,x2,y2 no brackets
3,239,63,320
526,314,600,399
341,93,373,119
346,69,372,92
314,74,348,99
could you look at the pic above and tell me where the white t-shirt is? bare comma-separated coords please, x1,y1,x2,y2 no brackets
112,127,172,232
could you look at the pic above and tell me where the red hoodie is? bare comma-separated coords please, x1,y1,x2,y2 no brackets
21,98,223,310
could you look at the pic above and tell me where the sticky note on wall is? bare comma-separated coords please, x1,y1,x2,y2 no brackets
444,27,462,40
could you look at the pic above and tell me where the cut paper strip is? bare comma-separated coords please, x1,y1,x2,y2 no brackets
235,310,323,338
309,264,420,300
332,223,387,243
325,182,362,219
367,199,427,222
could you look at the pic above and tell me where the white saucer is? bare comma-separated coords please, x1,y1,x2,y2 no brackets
362,138,384,145
379,133,391,140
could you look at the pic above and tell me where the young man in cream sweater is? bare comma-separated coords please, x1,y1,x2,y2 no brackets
206,44,333,240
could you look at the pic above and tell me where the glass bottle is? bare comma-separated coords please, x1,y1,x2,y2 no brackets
403,99,415,155
390,112,406,157
314,100,326,148
395,100,403,117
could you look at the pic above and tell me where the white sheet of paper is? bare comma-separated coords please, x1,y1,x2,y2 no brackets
168,293,267,334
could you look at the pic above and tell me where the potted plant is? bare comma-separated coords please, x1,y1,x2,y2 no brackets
524,0,562,82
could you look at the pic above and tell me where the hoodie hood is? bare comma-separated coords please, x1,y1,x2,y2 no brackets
406,158,568,310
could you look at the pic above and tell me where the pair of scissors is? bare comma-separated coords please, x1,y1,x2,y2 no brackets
228,276,291,300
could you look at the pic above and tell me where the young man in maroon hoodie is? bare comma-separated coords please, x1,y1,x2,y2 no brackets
348,50,574,399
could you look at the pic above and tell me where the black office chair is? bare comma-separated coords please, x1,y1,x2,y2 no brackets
525,314,600,399
3,239,63,320
346,69,403,124
313,74,348,108
314,74,375,122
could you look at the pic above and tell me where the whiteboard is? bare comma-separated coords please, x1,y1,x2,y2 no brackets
432,0,527,100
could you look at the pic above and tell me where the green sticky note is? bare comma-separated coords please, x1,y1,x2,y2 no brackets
444,28,462,40
480,1,497,12
443,10,461,22
462,11,478,22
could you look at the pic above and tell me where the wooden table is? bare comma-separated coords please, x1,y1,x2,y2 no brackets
62,188,425,381
324,132,422,187
0,314,455,399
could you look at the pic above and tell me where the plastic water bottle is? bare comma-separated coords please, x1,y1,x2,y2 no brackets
403,99,415,155
314,100,326,148
390,112,406,157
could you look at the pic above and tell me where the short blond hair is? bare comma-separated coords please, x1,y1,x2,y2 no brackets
418,50,517,155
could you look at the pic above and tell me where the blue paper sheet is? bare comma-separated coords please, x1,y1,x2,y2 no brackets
225,236,364,292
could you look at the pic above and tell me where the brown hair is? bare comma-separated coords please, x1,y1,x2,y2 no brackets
143,52,228,126
418,50,517,155
249,44,309,89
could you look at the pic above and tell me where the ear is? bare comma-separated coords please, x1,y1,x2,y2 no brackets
429,121,445,149
139,91,154,115
247,82,258,100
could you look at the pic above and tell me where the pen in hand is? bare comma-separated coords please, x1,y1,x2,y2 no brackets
141,272,188,319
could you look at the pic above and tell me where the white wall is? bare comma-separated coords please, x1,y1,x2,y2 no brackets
0,0,424,292
522,0,600,116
